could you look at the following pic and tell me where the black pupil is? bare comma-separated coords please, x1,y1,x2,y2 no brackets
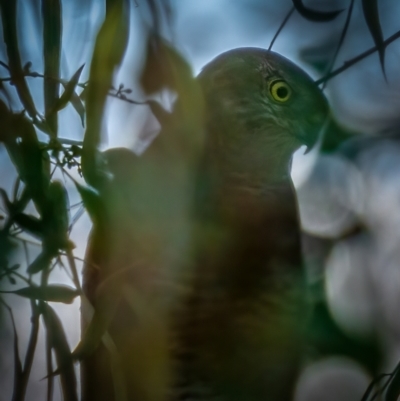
276,86,288,99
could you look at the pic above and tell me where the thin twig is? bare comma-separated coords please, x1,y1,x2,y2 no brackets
0,69,148,106
107,92,148,105
322,0,355,89
316,28,400,85
0,60,10,70
268,7,295,51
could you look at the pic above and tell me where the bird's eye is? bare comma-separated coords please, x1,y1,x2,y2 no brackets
269,80,292,103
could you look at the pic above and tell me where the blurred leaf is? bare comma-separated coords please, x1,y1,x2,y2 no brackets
4,114,51,214
0,0,37,118
42,303,78,401
73,180,103,225
42,0,62,136
82,0,129,187
27,250,54,274
46,65,85,118
141,37,205,157
141,37,193,94
361,0,386,80
46,181,69,228
42,180,71,251
61,83,85,126
386,364,400,401
2,284,79,303
146,99,172,127
292,0,343,22
14,213,43,238
0,300,23,389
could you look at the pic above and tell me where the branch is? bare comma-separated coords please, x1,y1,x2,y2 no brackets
316,28,400,85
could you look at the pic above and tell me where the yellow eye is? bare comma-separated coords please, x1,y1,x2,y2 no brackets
269,80,292,103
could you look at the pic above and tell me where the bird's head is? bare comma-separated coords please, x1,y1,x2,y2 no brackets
198,48,329,184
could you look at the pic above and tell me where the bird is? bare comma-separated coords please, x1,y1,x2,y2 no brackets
80,46,329,401
168,47,329,401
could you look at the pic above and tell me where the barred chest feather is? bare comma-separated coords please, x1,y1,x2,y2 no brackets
169,181,308,401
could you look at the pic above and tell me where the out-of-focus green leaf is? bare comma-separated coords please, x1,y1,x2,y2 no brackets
140,37,205,157
1,284,79,303
14,213,43,238
82,0,130,187
46,65,85,118
292,0,343,22
27,250,54,274
361,0,386,80
73,180,103,226
0,0,37,118
42,303,78,401
61,83,85,126
386,364,400,401
0,301,23,391
42,0,62,137
141,37,193,95
42,180,71,251
4,114,51,214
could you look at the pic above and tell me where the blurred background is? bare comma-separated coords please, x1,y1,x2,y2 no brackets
1,0,400,400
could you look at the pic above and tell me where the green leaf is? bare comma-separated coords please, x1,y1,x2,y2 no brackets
1,284,79,303
292,0,343,22
42,180,70,250
141,36,193,95
0,301,23,388
42,303,78,401
73,180,103,225
0,0,37,118
27,251,53,274
14,213,43,238
5,114,51,214
46,65,85,118
61,83,85,126
27,250,54,274
42,0,62,137
82,0,129,187
361,0,386,80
